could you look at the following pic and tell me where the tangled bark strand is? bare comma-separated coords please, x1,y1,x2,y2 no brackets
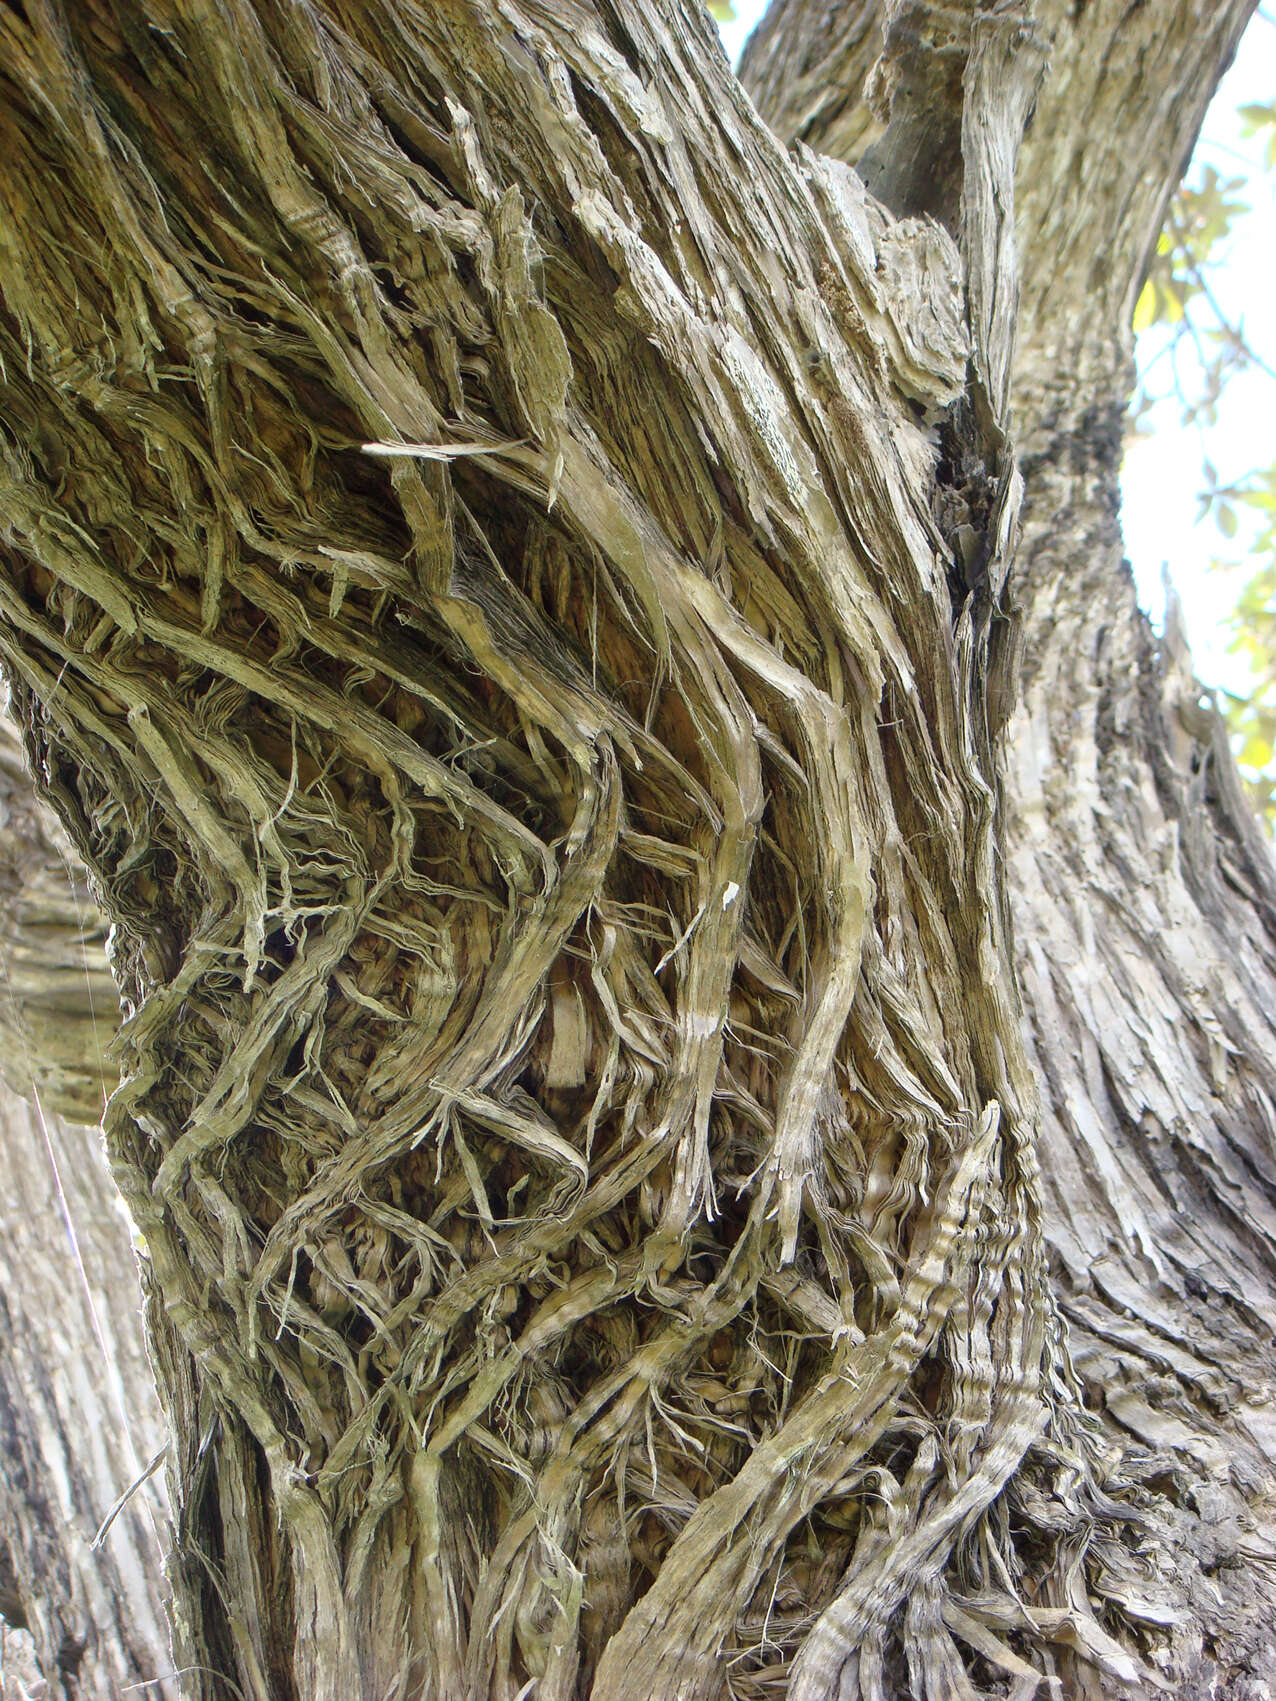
0,1,1194,1696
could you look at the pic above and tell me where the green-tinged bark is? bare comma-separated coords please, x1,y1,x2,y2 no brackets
0,714,114,1122
0,1,1271,1696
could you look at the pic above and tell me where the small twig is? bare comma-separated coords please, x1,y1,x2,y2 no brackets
91,1446,169,1550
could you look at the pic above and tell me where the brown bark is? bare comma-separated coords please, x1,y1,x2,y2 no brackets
0,0,1271,1696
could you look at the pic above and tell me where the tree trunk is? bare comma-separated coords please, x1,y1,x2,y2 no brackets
0,715,174,1699
0,1,1271,1697
744,3,1276,1692
0,1083,173,1699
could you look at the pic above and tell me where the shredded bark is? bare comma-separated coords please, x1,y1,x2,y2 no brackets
0,2,1268,1698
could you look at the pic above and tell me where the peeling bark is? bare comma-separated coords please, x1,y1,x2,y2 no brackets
0,0,1271,1697
746,0,1276,1693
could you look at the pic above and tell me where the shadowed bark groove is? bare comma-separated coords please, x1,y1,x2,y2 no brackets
0,0,1269,1697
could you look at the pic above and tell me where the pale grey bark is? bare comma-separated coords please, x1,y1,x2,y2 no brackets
0,1084,172,1698
0,0,1271,1697
0,710,171,1699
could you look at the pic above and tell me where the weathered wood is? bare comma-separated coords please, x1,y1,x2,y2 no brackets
0,0,1270,1695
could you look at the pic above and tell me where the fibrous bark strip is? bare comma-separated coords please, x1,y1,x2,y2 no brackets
0,1,1271,1697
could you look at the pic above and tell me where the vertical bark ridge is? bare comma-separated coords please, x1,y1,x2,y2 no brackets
745,0,1276,1688
1007,441,1276,1694
1000,0,1276,1683
0,715,115,1122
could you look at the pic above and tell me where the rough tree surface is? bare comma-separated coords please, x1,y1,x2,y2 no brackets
0,711,172,1701
0,1086,171,1701
0,1,1273,1698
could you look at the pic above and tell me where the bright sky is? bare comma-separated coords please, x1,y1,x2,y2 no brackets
716,2,1275,699
1121,13,1276,694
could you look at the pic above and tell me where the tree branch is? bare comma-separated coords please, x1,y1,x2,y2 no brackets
743,0,1257,453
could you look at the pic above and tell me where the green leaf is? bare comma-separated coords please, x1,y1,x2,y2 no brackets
1132,280,1159,332
1238,101,1276,135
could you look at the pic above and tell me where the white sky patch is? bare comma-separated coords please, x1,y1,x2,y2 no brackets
1123,15,1276,698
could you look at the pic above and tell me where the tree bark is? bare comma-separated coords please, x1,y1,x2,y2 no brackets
0,1,1271,1697
744,2,1276,1692
0,1082,173,1699
0,714,115,1124
0,709,173,1699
